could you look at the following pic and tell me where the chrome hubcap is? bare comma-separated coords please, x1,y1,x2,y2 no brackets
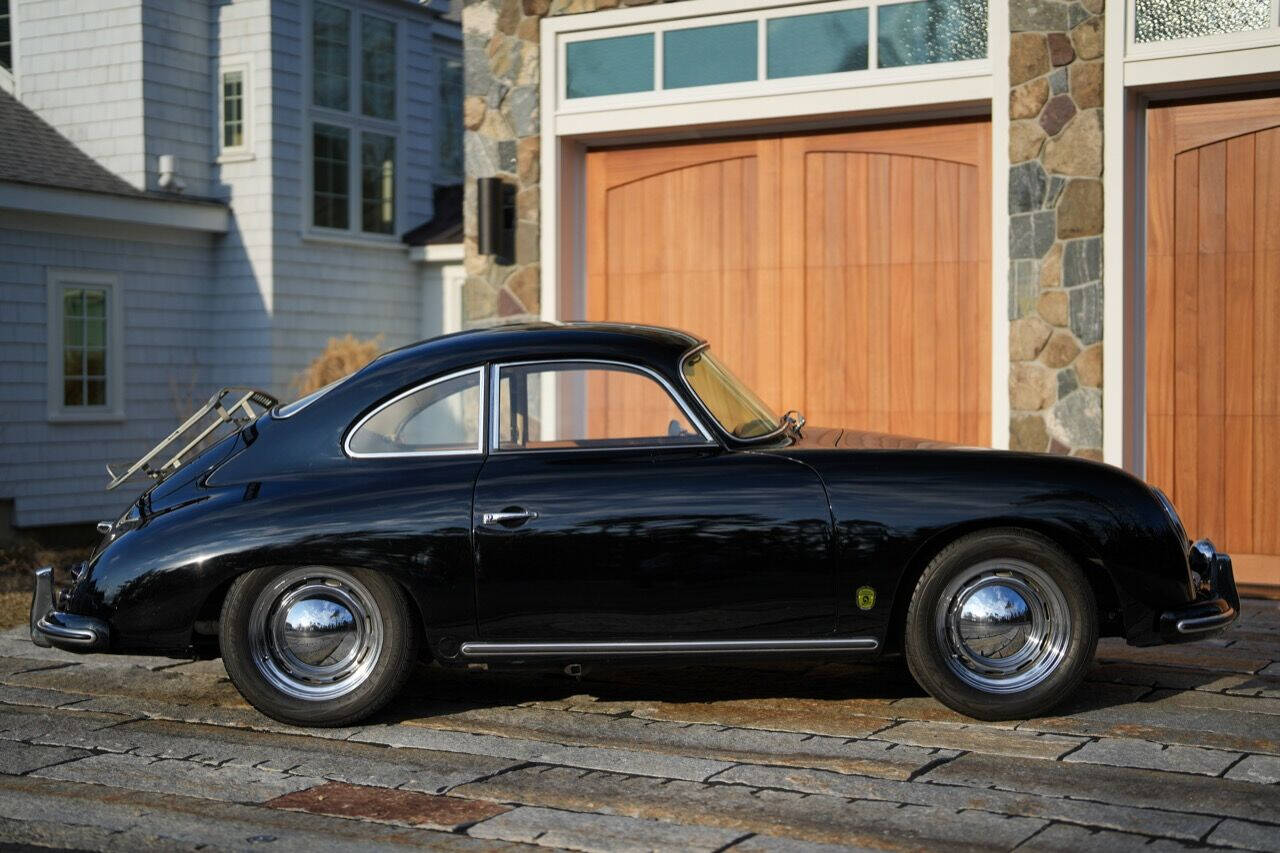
248,568,383,701
935,559,1071,694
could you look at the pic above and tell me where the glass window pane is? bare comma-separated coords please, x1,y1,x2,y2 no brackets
313,123,350,229
84,290,105,317
361,132,395,234
361,15,396,119
86,319,106,347
766,9,869,79
85,348,106,377
1135,0,1270,42
566,33,654,99
64,316,82,347
63,289,84,318
497,363,700,450
664,21,757,89
348,371,481,454
86,380,106,406
437,57,464,180
877,0,988,68
64,379,83,407
64,348,82,377
313,2,351,110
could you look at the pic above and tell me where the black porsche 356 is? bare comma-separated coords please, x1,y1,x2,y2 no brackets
31,323,1239,725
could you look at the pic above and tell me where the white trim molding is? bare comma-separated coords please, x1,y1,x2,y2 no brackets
0,182,229,233
46,269,126,423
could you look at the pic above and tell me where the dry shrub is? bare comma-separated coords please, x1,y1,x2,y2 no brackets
295,334,383,395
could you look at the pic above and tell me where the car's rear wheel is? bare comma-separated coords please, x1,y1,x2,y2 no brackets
904,529,1097,720
220,565,417,726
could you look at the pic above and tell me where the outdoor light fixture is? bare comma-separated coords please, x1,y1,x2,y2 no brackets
477,176,514,261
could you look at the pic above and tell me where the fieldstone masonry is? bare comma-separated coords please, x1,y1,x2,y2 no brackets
462,0,686,326
1008,0,1105,459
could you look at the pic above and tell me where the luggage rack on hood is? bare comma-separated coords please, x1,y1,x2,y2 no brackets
105,387,278,491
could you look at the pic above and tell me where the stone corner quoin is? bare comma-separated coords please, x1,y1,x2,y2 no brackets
1008,0,1105,460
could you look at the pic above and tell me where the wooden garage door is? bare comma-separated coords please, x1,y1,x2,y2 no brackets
584,120,991,446
1147,95,1280,586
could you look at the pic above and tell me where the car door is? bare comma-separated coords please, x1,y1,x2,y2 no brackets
471,359,835,640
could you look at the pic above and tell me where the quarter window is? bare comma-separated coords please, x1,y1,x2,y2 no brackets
347,369,482,456
496,363,705,451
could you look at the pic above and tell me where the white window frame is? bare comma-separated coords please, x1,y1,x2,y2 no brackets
556,0,991,117
46,269,125,423
344,367,487,458
216,58,253,163
537,0,1010,450
0,0,16,96
303,0,408,246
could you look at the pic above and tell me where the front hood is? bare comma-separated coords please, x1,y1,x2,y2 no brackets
788,425,966,451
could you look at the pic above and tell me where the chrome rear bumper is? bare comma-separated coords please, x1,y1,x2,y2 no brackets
29,567,110,651
1158,540,1240,642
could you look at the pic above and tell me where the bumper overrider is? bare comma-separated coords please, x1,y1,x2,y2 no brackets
29,566,110,652
1158,539,1241,643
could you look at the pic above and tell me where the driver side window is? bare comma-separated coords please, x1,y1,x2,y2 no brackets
347,368,482,456
496,362,706,451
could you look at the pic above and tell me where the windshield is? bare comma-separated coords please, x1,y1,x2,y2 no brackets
681,349,780,439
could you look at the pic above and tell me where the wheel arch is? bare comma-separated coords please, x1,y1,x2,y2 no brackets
884,519,1123,654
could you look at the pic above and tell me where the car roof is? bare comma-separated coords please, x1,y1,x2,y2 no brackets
371,322,706,374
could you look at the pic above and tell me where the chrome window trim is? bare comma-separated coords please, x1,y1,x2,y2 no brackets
677,343,788,443
489,357,716,454
343,366,486,459
460,637,879,657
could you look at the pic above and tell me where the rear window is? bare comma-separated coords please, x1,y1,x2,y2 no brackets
275,376,349,418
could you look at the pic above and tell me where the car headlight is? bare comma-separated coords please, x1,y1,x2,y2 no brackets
1152,487,1187,546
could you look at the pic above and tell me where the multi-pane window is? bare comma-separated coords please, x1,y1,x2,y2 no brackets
361,132,395,233
1,0,12,72
313,123,350,230
361,14,396,119
310,3,399,236
313,2,351,110
62,288,109,408
221,69,245,149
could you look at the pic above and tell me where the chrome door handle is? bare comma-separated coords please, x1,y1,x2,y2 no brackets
481,509,539,526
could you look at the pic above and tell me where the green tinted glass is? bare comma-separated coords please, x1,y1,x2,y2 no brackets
664,21,757,89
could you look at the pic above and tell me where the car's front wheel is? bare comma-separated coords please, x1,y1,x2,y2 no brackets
220,565,417,726
904,529,1097,721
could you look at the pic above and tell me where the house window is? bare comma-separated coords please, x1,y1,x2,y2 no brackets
665,21,757,89
766,9,869,79
0,0,11,71
313,123,351,229
877,0,988,67
48,271,123,420
219,66,249,154
309,2,400,237
437,56,463,181
566,33,654,98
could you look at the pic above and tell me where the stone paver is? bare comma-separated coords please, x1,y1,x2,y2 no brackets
468,805,746,852
1226,753,1280,785
1062,735,1243,775
0,600,1278,851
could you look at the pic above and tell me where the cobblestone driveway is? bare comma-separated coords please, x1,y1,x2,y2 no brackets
1,602,1278,852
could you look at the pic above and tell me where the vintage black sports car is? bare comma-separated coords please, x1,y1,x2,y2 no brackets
31,323,1239,725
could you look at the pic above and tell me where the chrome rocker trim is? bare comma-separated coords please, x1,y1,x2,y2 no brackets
30,567,110,651
460,637,879,658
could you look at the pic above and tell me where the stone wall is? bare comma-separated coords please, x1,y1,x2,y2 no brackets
461,0,682,326
1007,0,1105,459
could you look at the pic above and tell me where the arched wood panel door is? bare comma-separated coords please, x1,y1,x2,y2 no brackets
1146,94,1280,586
584,120,991,447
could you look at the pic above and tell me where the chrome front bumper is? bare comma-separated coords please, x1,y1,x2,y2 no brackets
29,567,110,651
1158,540,1240,642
